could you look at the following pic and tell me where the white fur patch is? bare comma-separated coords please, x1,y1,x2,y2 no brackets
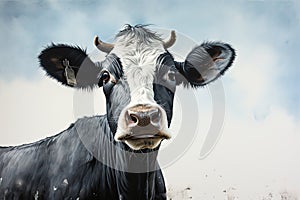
111,35,165,105
111,34,171,146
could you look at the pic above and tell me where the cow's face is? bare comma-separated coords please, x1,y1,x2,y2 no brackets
39,25,235,151
99,53,176,150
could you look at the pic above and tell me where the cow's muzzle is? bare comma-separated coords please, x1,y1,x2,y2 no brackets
126,105,160,128
115,104,171,150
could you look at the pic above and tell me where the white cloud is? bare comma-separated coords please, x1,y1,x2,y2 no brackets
229,43,278,112
0,75,106,146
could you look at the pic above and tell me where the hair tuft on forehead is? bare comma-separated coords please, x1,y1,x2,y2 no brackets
115,24,162,44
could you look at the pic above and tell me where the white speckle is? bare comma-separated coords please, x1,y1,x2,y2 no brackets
34,190,39,200
53,186,57,191
76,198,80,200
63,179,68,185
0,177,2,185
15,179,24,187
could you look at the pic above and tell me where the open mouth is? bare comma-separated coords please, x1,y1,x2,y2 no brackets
117,132,171,150
118,132,170,141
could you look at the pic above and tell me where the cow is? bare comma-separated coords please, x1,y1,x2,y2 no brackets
0,24,235,200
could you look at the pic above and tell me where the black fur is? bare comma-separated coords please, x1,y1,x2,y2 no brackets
38,44,101,89
0,116,166,199
175,42,236,88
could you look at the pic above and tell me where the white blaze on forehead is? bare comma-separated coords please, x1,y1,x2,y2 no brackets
111,36,165,105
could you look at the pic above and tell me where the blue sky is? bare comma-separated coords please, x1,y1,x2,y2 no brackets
0,0,300,198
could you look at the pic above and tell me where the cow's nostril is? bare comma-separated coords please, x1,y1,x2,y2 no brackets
125,112,139,127
130,114,138,123
150,109,161,125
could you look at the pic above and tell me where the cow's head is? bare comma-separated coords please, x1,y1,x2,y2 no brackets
39,25,235,151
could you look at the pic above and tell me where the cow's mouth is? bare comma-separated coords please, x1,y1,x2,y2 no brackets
117,132,171,150
118,132,170,140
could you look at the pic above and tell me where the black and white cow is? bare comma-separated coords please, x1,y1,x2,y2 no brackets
0,24,235,199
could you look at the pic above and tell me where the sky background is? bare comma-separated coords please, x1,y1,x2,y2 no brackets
0,0,300,199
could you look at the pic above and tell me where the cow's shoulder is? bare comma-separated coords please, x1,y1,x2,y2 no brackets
73,115,110,136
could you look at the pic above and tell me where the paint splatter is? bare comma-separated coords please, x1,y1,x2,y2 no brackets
34,190,39,200
63,179,68,185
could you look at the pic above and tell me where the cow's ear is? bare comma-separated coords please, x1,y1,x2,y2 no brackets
175,42,235,87
39,44,102,89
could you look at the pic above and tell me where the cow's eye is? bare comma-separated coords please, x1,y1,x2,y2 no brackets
168,71,176,81
101,71,110,84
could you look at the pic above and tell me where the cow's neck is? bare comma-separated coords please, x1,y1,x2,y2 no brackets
102,116,161,199
115,170,157,199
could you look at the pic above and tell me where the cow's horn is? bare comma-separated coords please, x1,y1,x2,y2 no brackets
163,30,176,49
94,36,114,53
